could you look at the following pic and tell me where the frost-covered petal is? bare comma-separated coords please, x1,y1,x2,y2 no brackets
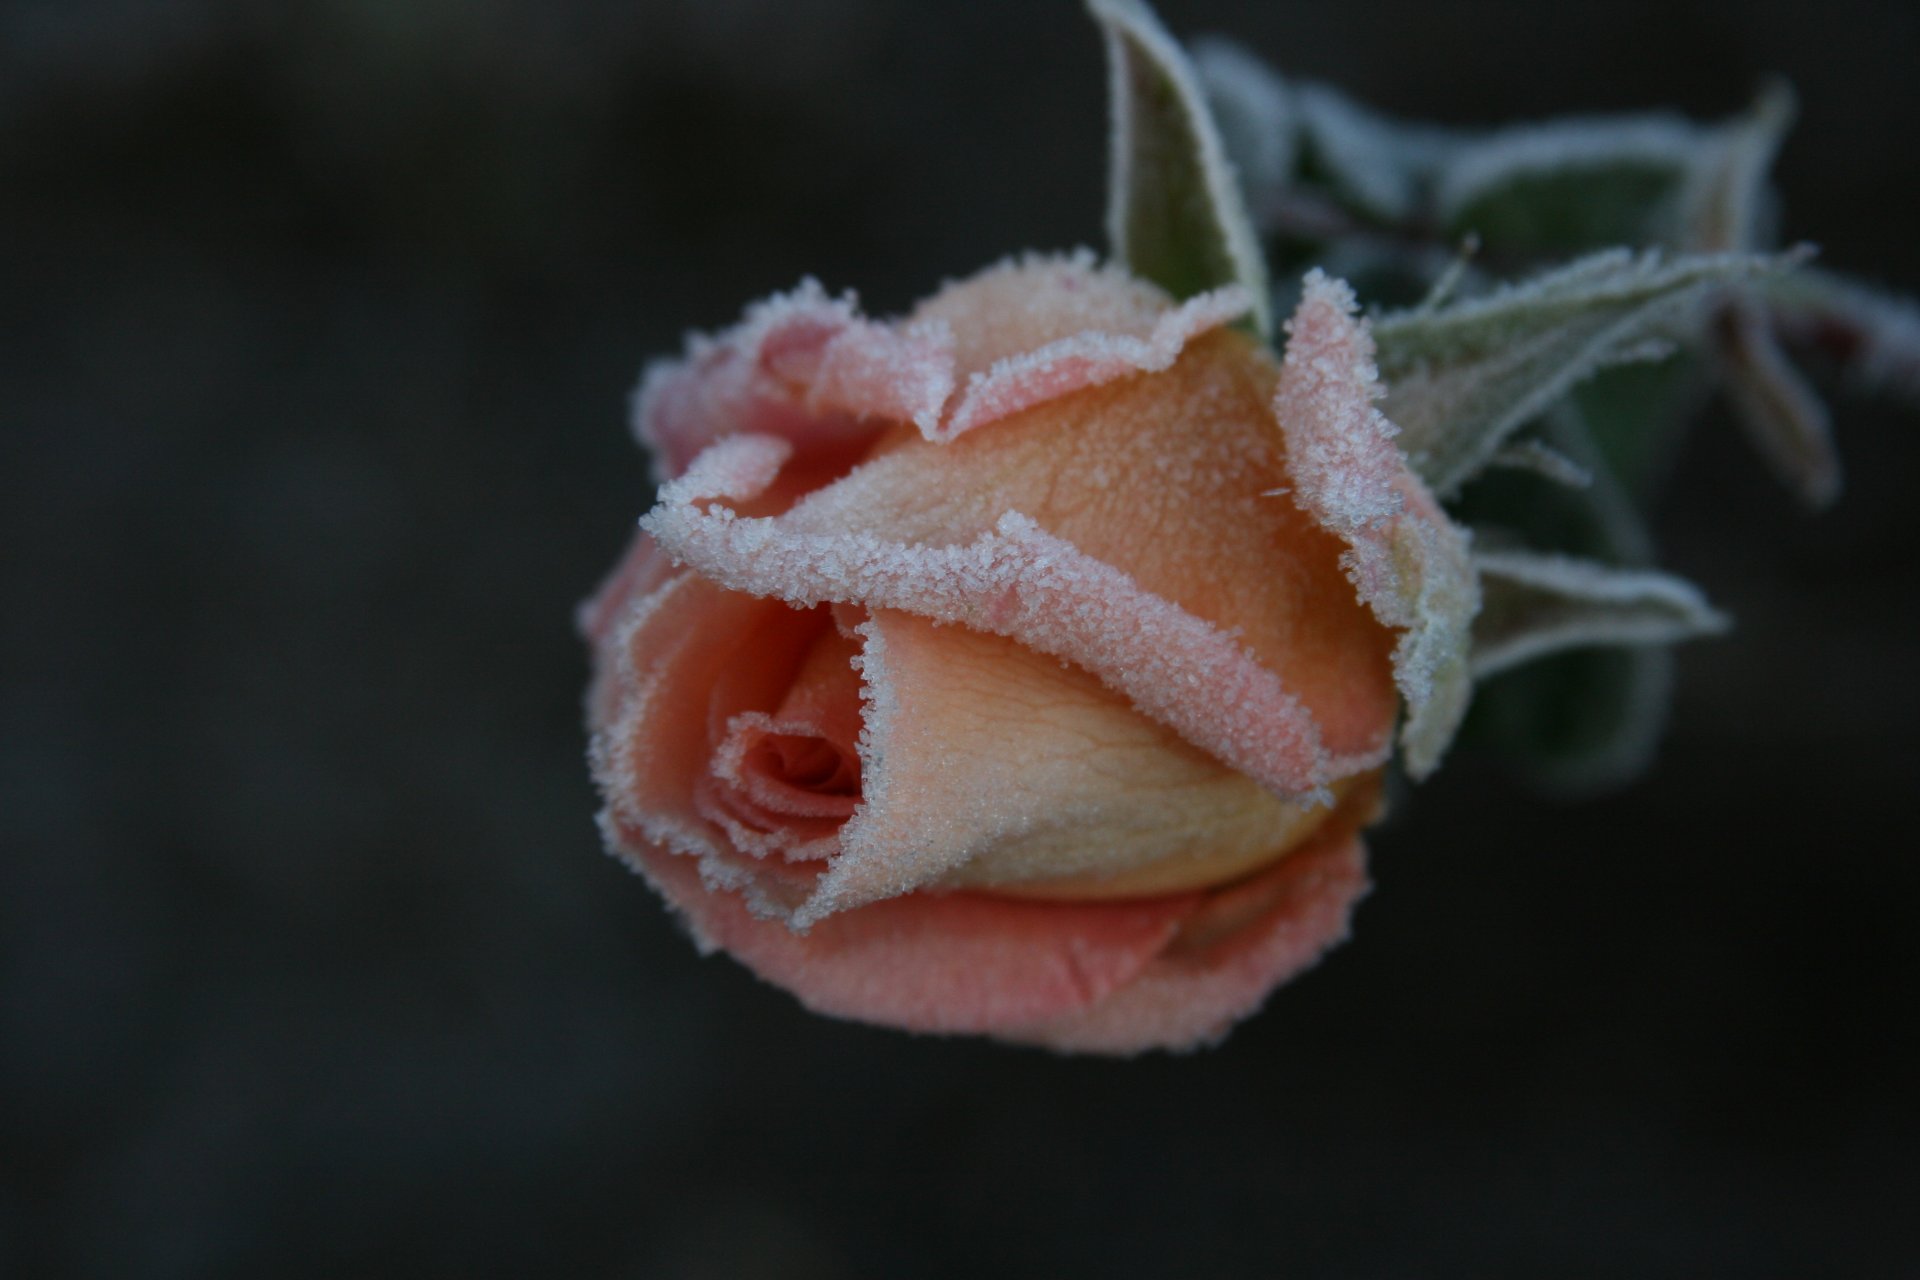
795,608,1349,926
644,434,1358,800
1273,271,1480,777
1008,816,1372,1054
634,255,1255,480
632,280,924,481
609,786,1375,1051
623,832,1193,1034
587,568,784,897
911,251,1252,440
788,324,1398,761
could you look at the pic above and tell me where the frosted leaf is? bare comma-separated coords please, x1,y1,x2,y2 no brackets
1273,272,1479,777
1091,0,1273,335
1719,294,1841,508
1295,83,1458,223
1459,406,1684,793
1437,113,1707,249
1191,36,1298,222
644,434,1353,801
1471,549,1729,680
1485,439,1593,488
1767,266,1920,405
1375,248,1786,496
1683,83,1795,254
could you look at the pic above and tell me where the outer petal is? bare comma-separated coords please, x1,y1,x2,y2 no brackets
1273,271,1480,776
632,253,1254,477
1007,818,1372,1054
585,549,831,919
607,787,1374,1052
633,279,953,481
910,251,1253,440
624,834,1193,1033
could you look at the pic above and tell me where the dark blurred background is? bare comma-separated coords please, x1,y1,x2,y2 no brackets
3,0,1917,1276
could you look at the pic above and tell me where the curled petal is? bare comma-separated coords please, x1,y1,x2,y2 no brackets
1007,820,1371,1054
644,434,1354,800
622,833,1191,1033
610,792,1373,1052
801,608,1346,925
1274,271,1480,776
633,254,1254,478
634,279,953,480
914,252,1252,440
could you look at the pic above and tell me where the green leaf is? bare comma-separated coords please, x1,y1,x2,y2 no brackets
1374,248,1786,496
1763,265,1920,407
1090,0,1272,335
1294,83,1456,224
1471,549,1727,680
1438,114,1706,254
1719,293,1842,508
1465,643,1676,795
1456,409,1682,793
1564,351,1706,498
1191,36,1299,224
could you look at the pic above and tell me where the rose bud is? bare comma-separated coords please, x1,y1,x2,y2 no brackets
581,252,1475,1053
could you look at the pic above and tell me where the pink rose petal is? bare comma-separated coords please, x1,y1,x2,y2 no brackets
1008,822,1371,1054
607,801,1371,1052
632,254,1253,473
624,833,1192,1033
634,280,941,481
913,251,1252,440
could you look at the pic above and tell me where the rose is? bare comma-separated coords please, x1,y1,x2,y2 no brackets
582,252,1474,1053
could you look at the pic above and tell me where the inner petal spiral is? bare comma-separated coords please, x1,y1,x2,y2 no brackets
699,610,868,859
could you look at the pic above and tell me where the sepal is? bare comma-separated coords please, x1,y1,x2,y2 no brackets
1091,0,1272,335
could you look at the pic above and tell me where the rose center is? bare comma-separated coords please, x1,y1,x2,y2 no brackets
752,732,861,798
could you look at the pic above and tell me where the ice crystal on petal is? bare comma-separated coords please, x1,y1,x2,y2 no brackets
644,435,1351,802
1274,272,1478,777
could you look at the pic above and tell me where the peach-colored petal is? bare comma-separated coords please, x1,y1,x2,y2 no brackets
622,833,1195,1033
1273,271,1479,776
783,340,1398,762
710,621,864,825
792,608,1346,926
1006,820,1371,1053
912,252,1252,440
644,434,1354,801
576,530,675,647
587,561,832,918
633,255,1253,475
604,799,1372,1052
